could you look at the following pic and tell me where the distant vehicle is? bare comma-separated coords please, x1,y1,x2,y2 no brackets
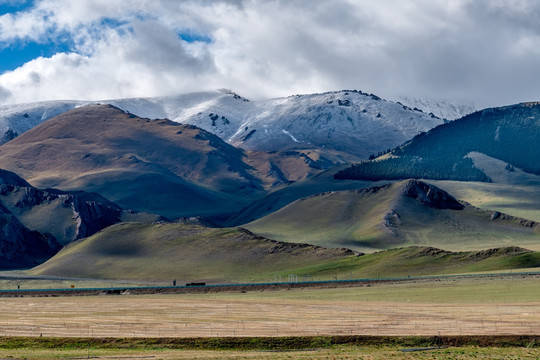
185,282,206,287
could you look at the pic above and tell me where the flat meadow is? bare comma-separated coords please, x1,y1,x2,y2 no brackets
0,275,538,359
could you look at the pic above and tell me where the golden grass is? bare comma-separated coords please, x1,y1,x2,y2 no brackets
0,277,538,338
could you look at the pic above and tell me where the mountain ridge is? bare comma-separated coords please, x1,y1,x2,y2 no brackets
335,102,540,182
0,104,338,220
0,89,445,162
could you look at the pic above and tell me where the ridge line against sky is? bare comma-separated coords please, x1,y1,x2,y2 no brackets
0,0,540,108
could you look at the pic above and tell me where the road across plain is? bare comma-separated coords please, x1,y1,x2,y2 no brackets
0,271,538,297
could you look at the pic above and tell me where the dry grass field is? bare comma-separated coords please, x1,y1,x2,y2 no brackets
0,276,538,338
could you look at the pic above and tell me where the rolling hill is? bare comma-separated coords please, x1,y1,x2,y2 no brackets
29,221,539,281
30,223,355,282
245,180,540,253
225,166,388,226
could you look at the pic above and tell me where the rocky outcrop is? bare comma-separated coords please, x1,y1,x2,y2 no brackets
384,209,401,228
400,180,464,210
10,187,122,242
64,195,122,240
0,211,60,268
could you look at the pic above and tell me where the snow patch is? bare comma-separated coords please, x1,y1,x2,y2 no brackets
282,129,300,143
395,96,476,120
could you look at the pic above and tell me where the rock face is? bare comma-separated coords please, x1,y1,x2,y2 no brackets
22,188,121,241
0,208,60,268
400,180,464,210
0,168,124,268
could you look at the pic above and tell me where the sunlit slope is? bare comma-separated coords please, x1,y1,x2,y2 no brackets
246,180,540,252
427,152,540,222
0,104,345,219
286,246,540,280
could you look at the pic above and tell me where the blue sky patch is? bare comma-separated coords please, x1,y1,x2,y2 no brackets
0,40,71,74
178,32,212,44
0,0,34,16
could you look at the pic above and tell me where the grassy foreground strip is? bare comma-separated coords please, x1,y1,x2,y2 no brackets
0,335,538,350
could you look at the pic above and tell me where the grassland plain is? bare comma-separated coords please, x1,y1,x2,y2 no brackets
0,277,538,339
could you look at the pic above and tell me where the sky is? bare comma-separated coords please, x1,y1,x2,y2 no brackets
1,0,540,108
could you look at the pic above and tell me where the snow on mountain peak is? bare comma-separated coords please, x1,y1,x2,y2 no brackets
395,96,476,120
0,89,444,161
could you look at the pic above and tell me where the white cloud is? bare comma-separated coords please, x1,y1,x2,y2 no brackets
1,0,540,107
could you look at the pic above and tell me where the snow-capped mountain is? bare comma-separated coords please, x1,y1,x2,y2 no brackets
396,96,476,120
0,89,444,160
0,100,85,142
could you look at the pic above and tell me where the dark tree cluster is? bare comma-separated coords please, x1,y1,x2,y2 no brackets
336,103,540,182
368,148,392,160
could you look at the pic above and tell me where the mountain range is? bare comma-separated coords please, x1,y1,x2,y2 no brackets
0,89,443,162
0,90,538,276
0,104,339,220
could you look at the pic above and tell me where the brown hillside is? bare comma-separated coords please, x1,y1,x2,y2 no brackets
0,105,327,219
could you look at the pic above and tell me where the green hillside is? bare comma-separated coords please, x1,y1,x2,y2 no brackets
226,165,388,225
29,221,539,281
30,223,354,282
245,180,540,253
287,246,540,280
